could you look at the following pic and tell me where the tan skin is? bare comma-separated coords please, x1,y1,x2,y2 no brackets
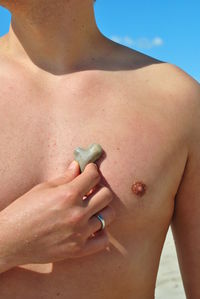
0,1,200,298
0,162,116,272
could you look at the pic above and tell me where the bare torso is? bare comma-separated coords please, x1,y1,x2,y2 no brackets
0,42,189,298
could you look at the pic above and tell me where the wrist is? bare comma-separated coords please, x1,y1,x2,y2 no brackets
0,213,21,273
0,252,18,274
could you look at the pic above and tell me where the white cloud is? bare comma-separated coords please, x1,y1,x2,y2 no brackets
110,35,164,49
123,36,134,46
152,37,164,46
110,35,123,44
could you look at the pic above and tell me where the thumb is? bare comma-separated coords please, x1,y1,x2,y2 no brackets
48,160,80,186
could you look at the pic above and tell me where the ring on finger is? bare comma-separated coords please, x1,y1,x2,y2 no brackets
95,213,106,231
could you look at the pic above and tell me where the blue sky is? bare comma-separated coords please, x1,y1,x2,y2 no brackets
0,1,199,82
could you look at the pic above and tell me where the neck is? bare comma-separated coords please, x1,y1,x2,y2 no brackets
5,0,107,75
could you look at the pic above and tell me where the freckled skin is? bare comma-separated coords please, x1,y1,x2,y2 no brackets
131,181,147,197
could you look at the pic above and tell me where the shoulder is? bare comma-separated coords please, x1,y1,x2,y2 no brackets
116,43,200,118
146,61,200,141
120,47,200,151
147,62,200,97
124,47,200,120
145,62,200,118
148,62,200,157
153,63,200,130
112,43,200,107
130,53,200,99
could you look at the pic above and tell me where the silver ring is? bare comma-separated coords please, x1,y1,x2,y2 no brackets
96,214,106,231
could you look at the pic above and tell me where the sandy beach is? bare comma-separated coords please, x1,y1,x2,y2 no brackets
155,228,186,299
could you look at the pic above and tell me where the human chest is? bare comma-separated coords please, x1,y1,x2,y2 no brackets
0,74,185,234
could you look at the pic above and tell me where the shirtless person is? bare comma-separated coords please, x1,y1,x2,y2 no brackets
0,1,200,298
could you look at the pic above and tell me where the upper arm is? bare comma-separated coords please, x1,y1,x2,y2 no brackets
171,72,200,298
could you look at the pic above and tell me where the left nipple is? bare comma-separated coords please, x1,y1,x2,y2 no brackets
131,181,147,197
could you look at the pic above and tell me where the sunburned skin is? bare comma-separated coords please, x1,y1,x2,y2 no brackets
131,181,147,197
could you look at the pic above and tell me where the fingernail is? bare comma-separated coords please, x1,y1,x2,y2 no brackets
68,160,78,170
106,246,111,252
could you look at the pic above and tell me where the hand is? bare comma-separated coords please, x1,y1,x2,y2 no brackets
0,161,115,272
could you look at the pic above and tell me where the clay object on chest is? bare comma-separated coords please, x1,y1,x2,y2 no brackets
73,143,103,172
